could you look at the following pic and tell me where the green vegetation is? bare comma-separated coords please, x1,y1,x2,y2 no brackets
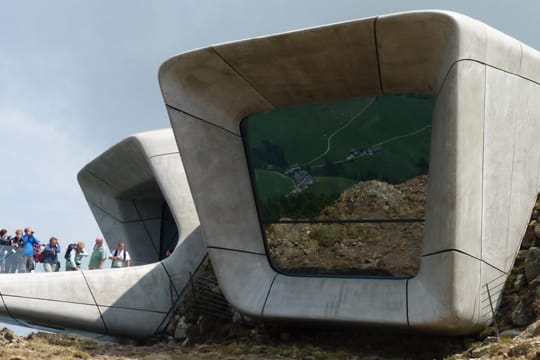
259,192,336,222
309,176,356,196
311,226,342,248
254,169,294,201
243,94,433,221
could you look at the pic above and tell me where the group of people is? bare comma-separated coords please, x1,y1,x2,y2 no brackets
0,226,131,273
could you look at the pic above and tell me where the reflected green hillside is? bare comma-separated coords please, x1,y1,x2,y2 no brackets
242,94,433,221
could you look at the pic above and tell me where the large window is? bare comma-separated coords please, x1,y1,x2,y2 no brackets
241,94,433,277
160,202,178,260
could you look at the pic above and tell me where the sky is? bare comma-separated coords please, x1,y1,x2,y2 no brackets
1,0,540,250
0,0,540,334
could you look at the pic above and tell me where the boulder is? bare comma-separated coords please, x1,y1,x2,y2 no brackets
512,300,534,327
525,247,540,282
174,316,191,340
514,274,526,289
499,328,521,338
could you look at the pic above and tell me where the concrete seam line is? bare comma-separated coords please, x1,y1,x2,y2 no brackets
132,200,160,258
159,261,179,296
405,278,410,327
15,294,165,313
166,104,241,138
207,245,266,256
476,56,487,330
77,270,109,334
421,248,506,274
210,46,278,110
503,69,520,273
154,254,209,335
86,200,160,224
148,151,179,160
261,273,279,317
436,58,540,99
84,168,123,194
1,294,96,306
0,291,26,328
95,305,167,315
373,16,384,96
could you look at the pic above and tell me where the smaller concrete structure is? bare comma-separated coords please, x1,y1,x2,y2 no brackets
0,129,207,339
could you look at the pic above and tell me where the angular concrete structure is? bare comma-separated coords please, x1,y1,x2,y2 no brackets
158,10,540,334
0,129,207,339
1,10,539,338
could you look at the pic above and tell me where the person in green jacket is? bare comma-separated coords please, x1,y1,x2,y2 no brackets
66,242,88,271
88,237,108,270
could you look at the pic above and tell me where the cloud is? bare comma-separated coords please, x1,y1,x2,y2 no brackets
0,106,100,242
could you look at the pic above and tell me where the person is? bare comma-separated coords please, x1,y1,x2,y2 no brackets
5,229,23,273
42,237,61,272
22,227,39,272
65,242,88,271
0,229,11,272
88,237,107,270
109,242,131,268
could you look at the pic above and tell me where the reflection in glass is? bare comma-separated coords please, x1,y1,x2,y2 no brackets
242,94,433,277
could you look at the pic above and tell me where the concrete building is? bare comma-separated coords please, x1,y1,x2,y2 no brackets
159,10,540,334
0,129,207,338
0,10,539,338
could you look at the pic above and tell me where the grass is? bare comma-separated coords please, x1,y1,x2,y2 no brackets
245,94,433,169
307,176,356,196
311,226,342,248
245,94,434,220
254,169,294,201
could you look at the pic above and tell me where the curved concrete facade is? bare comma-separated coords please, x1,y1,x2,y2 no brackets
158,11,540,334
1,10,539,338
0,129,207,339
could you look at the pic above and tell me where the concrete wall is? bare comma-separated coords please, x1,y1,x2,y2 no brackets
0,129,207,339
158,11,540,334
1,10,538,338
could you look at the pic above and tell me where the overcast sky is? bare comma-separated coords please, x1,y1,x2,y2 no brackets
1,0,539,261
1,0,540,338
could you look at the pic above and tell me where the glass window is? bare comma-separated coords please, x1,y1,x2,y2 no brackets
241,94,433,277
160,202,178,260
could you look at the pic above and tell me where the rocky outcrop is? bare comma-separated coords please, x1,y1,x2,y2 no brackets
266,176,426,276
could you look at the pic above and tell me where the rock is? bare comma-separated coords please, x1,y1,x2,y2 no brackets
0,328,15,344
500,328,521,338
174,317,191,340
514,274,526,289
280,332,290,341
482,336,499,345
525,247,540,282
232,311,243,323
518,249,529,259
512,300,534,327
535,224,540,237
517,319,540,339
231,311,255,325
469,344,493,358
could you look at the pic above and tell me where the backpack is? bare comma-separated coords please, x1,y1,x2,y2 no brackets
113,249,127,261
33,243,43,262
64,243,77,260
35,250,45,263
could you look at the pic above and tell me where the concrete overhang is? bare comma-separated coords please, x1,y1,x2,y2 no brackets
158,10,540,334
0,129,207,339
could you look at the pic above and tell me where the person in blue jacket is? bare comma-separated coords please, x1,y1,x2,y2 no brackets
42,237,61,272
22,227,39,272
